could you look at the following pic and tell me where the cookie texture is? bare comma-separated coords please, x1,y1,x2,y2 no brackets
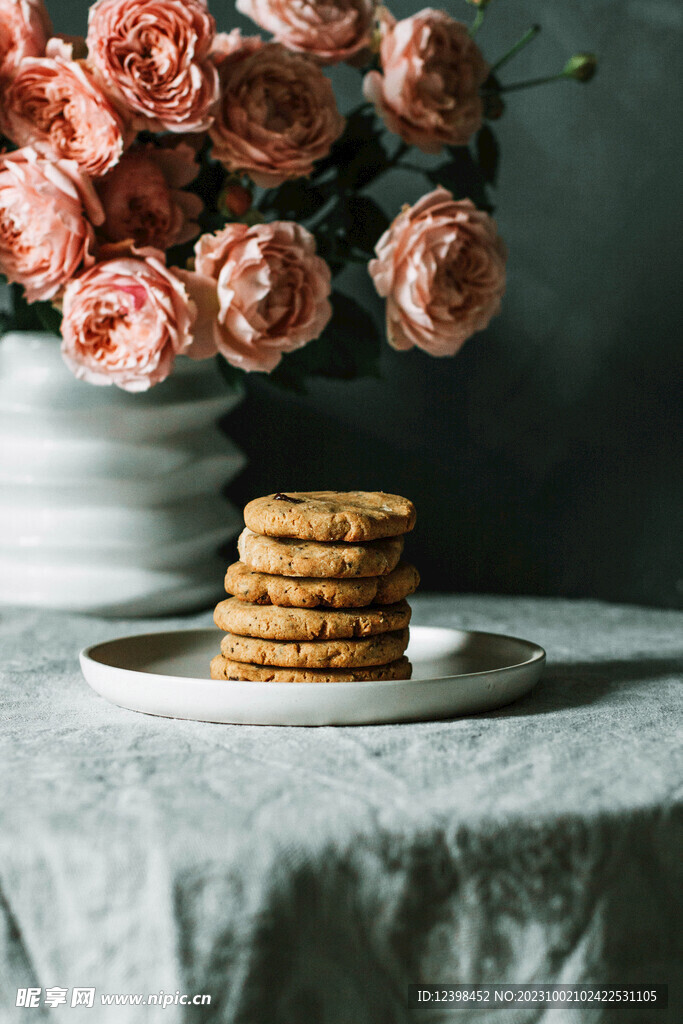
214,597,411,640
225,560,420,608
210,654,413,682
237,528,404,579
244,491,416,542
219,627,410,668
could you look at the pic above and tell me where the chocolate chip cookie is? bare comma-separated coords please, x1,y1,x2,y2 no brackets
219,627,410,668
244,491,416,542
210,654,413,682
214,597,411,640
237,528,404,578
225,560,420,608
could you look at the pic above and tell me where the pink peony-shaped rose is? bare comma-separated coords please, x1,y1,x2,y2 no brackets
193,221,332,372
60,247,202,392
3,57,127,178
210,28,263,74
86,0,219,133
0,147,103,303
363,8,489,153
236,0,376,65
0,0,51,81
96,141,203,250
45,34,88,60
369,187,507,356
209,42,345,188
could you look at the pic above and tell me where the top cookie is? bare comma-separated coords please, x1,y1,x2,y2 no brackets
243,491,416,542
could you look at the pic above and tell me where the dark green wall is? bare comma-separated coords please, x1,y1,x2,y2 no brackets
30,1,683,605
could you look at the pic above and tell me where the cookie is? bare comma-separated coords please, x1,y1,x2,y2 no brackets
214,597,411,640
237,528,404,578
210,654,413,682
244,491,416,542
225,560,420,608
219,627,410,668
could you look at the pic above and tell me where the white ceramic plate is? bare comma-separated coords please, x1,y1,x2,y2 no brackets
80,626,545,726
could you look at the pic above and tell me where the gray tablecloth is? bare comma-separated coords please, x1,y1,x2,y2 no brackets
0,596,681,1023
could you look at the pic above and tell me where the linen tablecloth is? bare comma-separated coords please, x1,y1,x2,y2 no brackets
0,596,681,1023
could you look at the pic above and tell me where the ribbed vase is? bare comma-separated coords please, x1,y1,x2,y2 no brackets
0,332,246,615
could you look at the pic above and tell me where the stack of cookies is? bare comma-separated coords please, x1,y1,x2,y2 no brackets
211,491,419,682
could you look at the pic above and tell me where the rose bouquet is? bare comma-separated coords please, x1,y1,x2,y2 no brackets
0,0,596,392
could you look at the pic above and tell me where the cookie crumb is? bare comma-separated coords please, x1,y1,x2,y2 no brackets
273,492,305,503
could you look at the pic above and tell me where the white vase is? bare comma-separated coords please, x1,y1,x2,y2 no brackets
0,332,246,615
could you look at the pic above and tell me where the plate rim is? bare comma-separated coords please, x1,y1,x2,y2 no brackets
80,624,546,689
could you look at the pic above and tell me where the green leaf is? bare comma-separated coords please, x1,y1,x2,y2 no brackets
342,196,390,255
33,301,62,335
265,358,309,394
199,210,229,233
338,137,392,190
188,150,227,211
313,108,378,177
342,107,377,139
260,179,331,221
9,284,44,331
2,284,62,334
270,290,382,389
476,125,500,185
426,147,493,211
215,354,244,391
313,224,353,274
317,291,383,379
166,238,198,271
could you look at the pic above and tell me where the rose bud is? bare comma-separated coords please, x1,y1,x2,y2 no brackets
563,53,598,83
220,181,252,220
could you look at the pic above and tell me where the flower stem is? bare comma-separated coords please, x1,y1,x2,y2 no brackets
496,71,569,93
491,25,541,73
470,9,486,37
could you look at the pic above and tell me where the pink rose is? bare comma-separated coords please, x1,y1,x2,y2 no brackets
0,0,51,81
45,34,88,60
0,147,103,303
86,0,219,133
96,141,203,250
193,222,332,372
369,187,507,356
236,0,376,65
209,43,345,188
210,28,263,74
363,8,489,153
3,57,127,178
60,248,201,392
